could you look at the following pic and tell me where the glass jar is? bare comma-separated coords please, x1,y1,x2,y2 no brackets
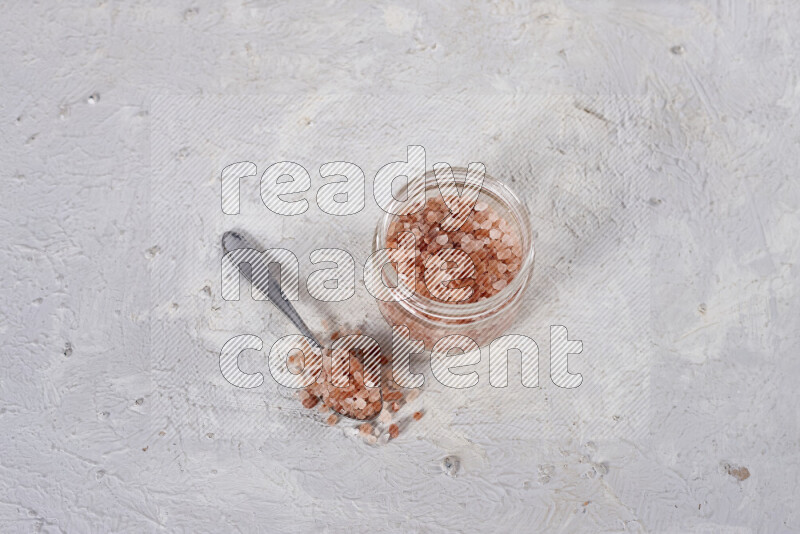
372,168,535,349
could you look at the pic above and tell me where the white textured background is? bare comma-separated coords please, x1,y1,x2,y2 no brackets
1,1,798,532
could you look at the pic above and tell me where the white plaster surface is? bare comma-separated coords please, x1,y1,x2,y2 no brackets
1,1,799,532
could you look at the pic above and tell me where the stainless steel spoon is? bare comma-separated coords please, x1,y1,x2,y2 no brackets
222,230,323,348
222,230,381,422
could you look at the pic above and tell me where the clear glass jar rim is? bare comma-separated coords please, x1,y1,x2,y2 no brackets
372,168,536,321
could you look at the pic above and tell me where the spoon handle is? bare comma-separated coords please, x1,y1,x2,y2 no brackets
222,230,323,349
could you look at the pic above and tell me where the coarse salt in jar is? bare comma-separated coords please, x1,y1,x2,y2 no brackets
373,168,535,349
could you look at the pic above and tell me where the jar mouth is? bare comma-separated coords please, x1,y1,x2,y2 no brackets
373,168,535,322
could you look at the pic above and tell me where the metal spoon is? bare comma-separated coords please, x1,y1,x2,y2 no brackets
222,230,323,348
222,230,382,421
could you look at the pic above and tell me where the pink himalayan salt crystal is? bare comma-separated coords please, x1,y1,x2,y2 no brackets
492,280,508,291
301,338,382,420
474,201,488,211
298,329,431,437
386,195,523,304
379,409,393,424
